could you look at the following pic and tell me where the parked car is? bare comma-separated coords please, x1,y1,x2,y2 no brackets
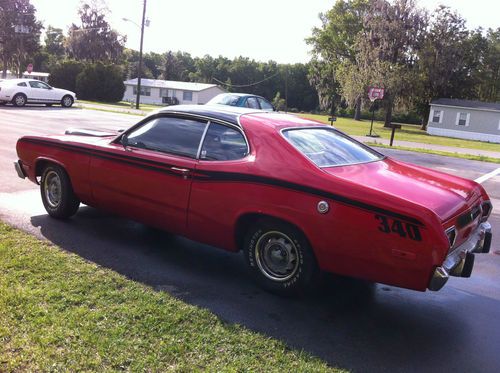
0,78,76,107
14,105,492,295
206,93,275,111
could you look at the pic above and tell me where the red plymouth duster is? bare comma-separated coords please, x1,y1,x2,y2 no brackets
14,105,493,295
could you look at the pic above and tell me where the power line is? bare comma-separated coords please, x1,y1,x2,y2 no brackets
212,71,280,88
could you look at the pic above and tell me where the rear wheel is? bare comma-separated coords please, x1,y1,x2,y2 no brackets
12,93,27,107
243,218,318,296
61,95,73,108
40,164,80,219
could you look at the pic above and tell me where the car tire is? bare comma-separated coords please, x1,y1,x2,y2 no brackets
40,164,80,219
243,218,318,296
12,93,27,107
61,95,74,108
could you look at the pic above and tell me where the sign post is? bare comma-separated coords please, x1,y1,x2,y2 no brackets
366,86,385,137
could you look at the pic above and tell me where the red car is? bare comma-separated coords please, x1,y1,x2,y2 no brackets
15,106,493,295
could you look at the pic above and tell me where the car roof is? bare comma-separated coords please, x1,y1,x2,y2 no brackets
215,92,266,99
153,104,267,126
152,104,325,130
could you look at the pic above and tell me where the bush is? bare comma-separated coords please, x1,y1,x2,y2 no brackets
76,63,125,102
49,60,85,93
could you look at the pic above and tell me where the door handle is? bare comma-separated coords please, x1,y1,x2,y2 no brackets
171,167,190,179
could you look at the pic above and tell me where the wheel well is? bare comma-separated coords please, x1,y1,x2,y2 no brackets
234,213,309,252
35,159,64,177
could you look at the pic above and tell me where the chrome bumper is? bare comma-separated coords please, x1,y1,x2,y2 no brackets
428,222,492,291
14,160,26,179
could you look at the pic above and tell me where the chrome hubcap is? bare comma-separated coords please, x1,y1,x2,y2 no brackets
255,231,299,281
15,96,25,105
44,171,62,208
63,97,72,106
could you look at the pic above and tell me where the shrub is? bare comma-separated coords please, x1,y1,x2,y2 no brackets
48,60,85,93
76,63,125,102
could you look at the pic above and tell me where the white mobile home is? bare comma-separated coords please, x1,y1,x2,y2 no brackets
427,98,500,143
123,78,225,106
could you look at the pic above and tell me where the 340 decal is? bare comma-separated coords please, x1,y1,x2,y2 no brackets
375,214,422,241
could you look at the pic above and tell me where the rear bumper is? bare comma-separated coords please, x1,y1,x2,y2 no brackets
14,160,26,179
428,222,492,291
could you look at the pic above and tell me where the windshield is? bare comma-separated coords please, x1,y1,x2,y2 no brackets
283,128,383,167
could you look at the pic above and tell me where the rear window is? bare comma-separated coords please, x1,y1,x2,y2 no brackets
283,128,383,167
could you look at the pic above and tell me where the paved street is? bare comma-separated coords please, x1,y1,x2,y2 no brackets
1,106,500,372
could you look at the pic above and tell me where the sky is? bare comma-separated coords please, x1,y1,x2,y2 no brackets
30,0,500,64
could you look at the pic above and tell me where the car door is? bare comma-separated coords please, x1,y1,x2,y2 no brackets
28,80,55,103
89,114,207,235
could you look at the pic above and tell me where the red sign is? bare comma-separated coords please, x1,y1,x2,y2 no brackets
27,63,33,74
368,87,385,101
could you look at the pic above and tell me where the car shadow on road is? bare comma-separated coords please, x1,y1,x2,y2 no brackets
0,104,80,110
30,206,465,372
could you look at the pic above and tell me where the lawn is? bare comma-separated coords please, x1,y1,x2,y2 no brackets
301,114,500,153
0,223,338,372
77,99,159,112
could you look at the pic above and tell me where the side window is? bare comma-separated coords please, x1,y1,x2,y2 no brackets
258,98,273,110
17,82,27,87
200,123,248,161
245,97,259,109
29,81,42,88
126,116,207,158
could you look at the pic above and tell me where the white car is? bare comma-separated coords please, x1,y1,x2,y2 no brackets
0,78,76,107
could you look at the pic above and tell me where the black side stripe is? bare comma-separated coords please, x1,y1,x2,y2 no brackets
21,138,424,226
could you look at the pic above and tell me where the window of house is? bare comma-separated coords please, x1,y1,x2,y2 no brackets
432,110,442,123
125,116,207,158
132,86,151,96
200,123,248,161
456,112,469,126
183,91,193,101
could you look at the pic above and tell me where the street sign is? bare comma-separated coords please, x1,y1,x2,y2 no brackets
367,87,385,101
328,117,337,122
27,63,33,74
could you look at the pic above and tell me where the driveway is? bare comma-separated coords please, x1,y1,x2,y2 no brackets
1,106,500,372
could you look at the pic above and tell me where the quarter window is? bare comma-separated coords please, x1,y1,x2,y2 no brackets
432,110,442,123
125,116,207,158
200,123,248,161
183,91,193,101
17,82,27,87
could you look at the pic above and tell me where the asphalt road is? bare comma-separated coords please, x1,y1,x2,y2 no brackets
1,106,500,372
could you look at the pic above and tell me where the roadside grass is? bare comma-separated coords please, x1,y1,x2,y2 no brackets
300,113,500,153
0,223,338,372
367,142,500,164
77,99,159,112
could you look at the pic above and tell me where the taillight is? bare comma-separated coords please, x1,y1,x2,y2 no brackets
445,226,457,249
481,201,492,222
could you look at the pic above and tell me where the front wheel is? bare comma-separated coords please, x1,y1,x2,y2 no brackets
61,95,74,108
40,164,80,219
244,219,318,296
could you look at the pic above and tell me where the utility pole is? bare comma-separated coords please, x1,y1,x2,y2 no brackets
284,65,288,113
135,0,147,109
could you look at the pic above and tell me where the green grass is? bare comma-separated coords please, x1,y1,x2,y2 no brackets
367,142,500,164
77,99,160,112
0,223,339,372
300,114,500,153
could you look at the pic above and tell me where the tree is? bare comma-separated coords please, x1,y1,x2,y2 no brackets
44,25,65,56
355,0,427,127
477,28,500,102
416,6,472,128
76,62,125,102
66,1,125,63
0,0,42,78
49,60,85,93
307,0,369,118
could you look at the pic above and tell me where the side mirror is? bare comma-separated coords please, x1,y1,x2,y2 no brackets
121,134,128,148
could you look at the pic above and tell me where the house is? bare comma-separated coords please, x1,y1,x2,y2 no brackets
427,98,500,143
1,70,50,82
122,78,225,106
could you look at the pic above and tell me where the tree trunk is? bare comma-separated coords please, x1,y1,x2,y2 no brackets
1,55,7,79
354,96,361,121
420,105,430,130
384,101,393,128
